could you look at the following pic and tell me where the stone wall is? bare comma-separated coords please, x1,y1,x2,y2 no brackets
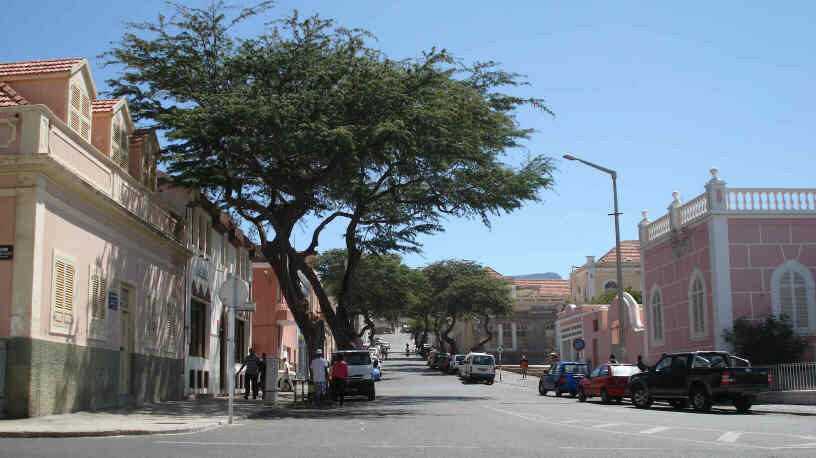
3,337,181,418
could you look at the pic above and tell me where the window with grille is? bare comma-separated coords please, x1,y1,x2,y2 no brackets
89,268,107,321
780,270,809,329
689,273,706,338
166,301,178,346
52,255,76,333
69,84,91,142
111,118,129,169
651,288,664,343
145,295,158,341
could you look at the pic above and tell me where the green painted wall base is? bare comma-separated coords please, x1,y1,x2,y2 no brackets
3,337,182,418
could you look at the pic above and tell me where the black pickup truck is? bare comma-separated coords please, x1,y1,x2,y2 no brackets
627,351,770,413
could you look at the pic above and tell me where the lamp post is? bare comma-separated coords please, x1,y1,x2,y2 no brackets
563,153,626,362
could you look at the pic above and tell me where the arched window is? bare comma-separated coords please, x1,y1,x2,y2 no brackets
688,271,707,338
650,285,664,344
604,280,618,291
772,261,815,331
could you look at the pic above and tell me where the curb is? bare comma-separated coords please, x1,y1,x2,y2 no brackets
0,415,247,438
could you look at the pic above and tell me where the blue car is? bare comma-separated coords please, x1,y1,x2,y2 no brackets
538,361,588,397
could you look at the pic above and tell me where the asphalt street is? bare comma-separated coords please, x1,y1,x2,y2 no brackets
2,330,815,458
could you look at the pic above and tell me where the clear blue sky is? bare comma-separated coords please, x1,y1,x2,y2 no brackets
3,1,815,278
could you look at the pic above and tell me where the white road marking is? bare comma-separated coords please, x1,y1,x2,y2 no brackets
561,447,657,451
369,445,478,449
593,423,621,428
640,426,670,434
155,441,272,446
559,419,581,424
717,431,741,443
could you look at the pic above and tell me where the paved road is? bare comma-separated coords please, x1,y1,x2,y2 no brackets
3,331,816,457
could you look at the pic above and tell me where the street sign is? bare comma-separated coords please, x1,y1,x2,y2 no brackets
233,302,257,312
218,275,249,307
573,338,585,351
496,345,504,354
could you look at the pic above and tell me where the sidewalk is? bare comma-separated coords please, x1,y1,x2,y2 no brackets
0,393,296,438
493,368,816,415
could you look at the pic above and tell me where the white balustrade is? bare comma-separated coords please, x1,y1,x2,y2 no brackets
647,214,671,241
678,193,708,225
727,189,816,212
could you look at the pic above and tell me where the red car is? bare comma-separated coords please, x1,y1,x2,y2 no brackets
578,363,642,403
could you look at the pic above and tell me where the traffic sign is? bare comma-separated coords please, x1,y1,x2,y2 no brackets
572,338,585,351
496,345,504,353
218,275,249,307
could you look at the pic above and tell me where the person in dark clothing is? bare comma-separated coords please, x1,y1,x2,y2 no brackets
258,352,267,395
636,354,648,372
238,348,262,399
608,354,618,364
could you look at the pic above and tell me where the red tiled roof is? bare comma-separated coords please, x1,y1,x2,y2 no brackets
0,81,29,107
0,58,84,78
597,240,640,265
483,266,502,277
91,98,120,113
514,279,570,296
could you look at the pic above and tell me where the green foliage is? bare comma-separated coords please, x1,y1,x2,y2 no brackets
102,3,555,349
723,315,808,365
591,287,642,305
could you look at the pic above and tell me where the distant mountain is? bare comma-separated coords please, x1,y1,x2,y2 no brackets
512,272,562,280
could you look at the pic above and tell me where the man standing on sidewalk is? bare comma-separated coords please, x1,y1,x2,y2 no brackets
310,349,329,408
331,353,349,406
238,348,262,399
520,355,529,380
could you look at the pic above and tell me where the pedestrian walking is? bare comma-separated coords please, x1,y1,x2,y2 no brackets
520,355,529,380
406,343,410,357
636,354,648,372
331,353,349,406
310,349,329,408
238,348,262,399
608,354,618,364
280,357,293,391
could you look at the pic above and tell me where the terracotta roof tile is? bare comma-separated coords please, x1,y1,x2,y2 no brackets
91,98,120,113
483,266,502,278
0,81,29,107
0,58,84,78
597,240,640,265
514,279,570,296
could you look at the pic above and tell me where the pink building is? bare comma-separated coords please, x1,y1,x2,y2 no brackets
638,169,816,364
556,293,646,367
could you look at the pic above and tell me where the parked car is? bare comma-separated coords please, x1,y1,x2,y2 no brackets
331,350,376,401
627,351,770,413
578,364,641,403
461,352,496,384
427,349,440,365
448,354,466,374
437,353,452,371
539,361,588,397
430,352,450,369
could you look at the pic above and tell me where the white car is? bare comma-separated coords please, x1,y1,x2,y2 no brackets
461,352,496,384
448,354,466,374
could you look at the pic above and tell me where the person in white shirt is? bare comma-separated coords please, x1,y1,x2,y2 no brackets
309,349,329,407
279,357,294,391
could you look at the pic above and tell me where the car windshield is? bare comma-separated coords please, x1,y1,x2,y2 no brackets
611,366,641,376
562,364,587,374
336,353,371,365
472,355,494,365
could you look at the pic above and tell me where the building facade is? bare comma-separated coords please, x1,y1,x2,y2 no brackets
569,241,642,304
639,168,816,363
0,58,186,417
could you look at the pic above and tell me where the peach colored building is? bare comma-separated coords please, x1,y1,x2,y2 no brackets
569,241,642,303
0,58,254,417
638,168,816,364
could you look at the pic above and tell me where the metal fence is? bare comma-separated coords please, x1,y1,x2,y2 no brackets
764,362,816,391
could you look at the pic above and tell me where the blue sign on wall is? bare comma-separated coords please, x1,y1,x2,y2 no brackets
108,291,119,310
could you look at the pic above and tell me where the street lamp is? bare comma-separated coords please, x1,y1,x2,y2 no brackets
563,153,627,362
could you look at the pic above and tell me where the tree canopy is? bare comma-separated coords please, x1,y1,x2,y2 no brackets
103,2,555,353
723,315,808,364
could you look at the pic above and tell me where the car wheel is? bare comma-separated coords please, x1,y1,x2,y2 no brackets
670,399,688,410
538,381,547,396
368,383,376,401
690,388,712,413
578,387,587,402
600,388,611,404
555,387,563,398
487,378,494,385
632,387,652,409
734,397,753,413
569,391,577,398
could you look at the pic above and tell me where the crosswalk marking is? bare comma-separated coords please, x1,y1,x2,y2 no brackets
717,432,741,443
640,426,670,434
593,423,621,428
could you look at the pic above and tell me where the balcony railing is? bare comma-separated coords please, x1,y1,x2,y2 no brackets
727,189,816,212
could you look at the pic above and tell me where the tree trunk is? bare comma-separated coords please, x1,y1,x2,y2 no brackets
471,315,493,352
441,316,458,354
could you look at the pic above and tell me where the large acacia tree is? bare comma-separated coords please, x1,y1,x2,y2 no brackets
103,3,555,355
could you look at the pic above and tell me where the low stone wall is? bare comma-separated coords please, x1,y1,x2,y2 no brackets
499,365,551,377
758,390,816,406
4,337,182,418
